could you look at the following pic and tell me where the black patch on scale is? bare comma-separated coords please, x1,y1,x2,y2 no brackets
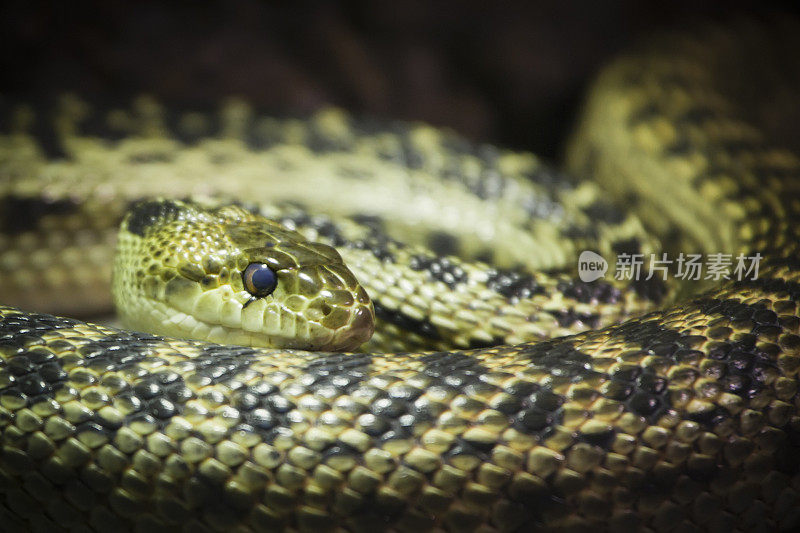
692,297,781,401
350,214,385,232
626,102,661,126
0,309,79,350
189,344,258,382
279,211,347,247
664,137,693,157
485,269,545,302
600,295,785,426
408,255,467,289
675,106,719,127
630,276,669,303
503,341,602,440
467,336,507,349
607,318,697,360
695,297,772,325
562,224,600,240
611,237,641,256
127,151,175,164
373,301,441,341
77,331,164,372
301,352,373,392
346,214,403,263
583,200,626,224
0,313,169,420
734,277,800,302
419,351,488,382
556,279,622,304
546,309,600,328
520,341,600,383
27,105,69,159
507,364,567,440
281,210,402,264
115,343,261,430
125,199,185,236
0,195,80,235
348,238,397,263
426,231,459,256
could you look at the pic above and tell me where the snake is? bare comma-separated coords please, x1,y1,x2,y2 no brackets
2,18,800,532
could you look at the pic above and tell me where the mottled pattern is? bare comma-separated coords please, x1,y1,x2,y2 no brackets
1,263,799,531
1,19,800,533
0,94,661,349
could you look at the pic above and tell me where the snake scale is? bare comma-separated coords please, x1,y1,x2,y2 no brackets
2,18,800,532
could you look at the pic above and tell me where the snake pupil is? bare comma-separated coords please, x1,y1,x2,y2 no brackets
243,263,278,297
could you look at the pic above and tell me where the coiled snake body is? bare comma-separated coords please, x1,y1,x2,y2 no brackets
2,21,800,532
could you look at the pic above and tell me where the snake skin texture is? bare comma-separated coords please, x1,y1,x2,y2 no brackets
2,19,800,532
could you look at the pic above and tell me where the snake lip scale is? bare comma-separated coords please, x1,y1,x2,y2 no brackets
2,19,800,532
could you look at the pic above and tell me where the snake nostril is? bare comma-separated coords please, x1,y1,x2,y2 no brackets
321,303,332,315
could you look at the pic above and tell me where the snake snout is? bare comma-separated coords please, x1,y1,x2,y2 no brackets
328,304,374,351
277,263,375,351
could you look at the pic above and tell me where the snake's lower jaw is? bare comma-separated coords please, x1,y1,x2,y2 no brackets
239,300,375,351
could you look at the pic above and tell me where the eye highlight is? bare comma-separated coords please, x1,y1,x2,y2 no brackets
242,263,278,297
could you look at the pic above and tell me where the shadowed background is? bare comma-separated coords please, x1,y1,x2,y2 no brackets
1,0,793,159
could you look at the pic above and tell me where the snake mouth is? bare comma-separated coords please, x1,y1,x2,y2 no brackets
145,264,375,351
140,293,374,351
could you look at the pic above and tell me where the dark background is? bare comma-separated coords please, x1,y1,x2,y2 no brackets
1,1,795,159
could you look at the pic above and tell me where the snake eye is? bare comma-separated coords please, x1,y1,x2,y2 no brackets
242,263,278,297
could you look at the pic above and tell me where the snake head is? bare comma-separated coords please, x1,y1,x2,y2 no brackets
113,199,374,351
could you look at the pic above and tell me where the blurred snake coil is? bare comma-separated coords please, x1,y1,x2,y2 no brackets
2,19,800,533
